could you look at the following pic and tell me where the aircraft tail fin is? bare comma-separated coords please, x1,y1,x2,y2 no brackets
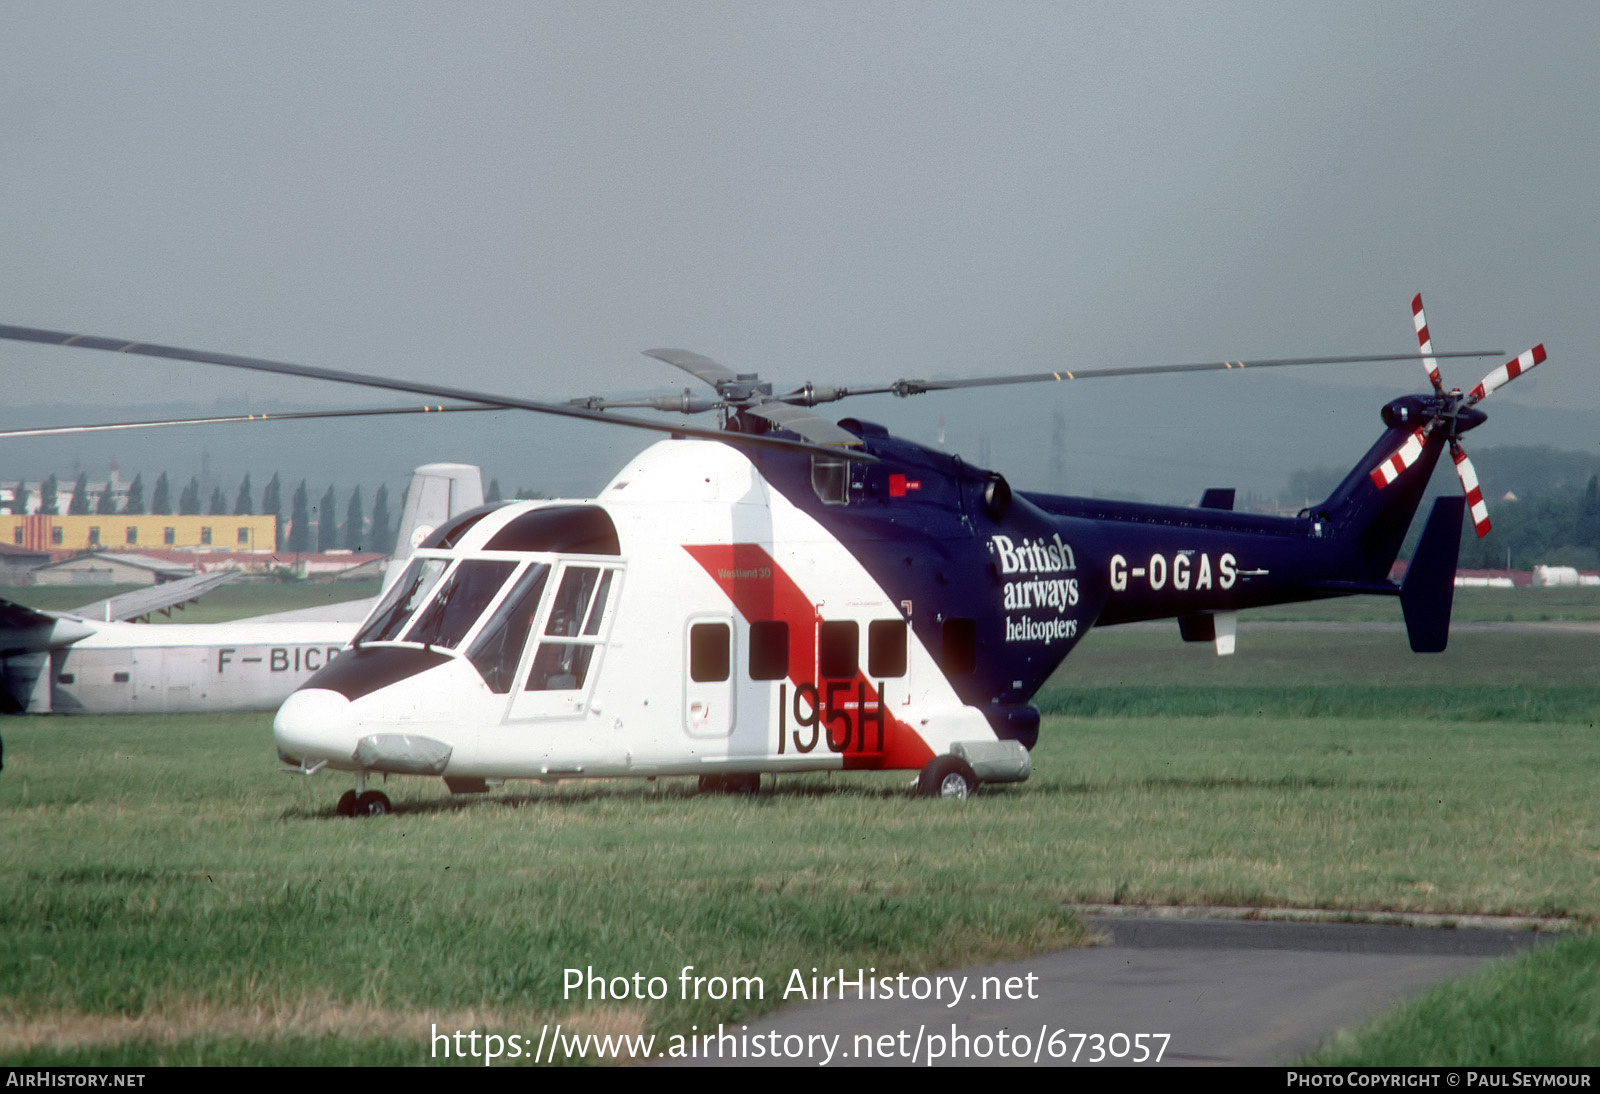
383,464,485,592
1399,496,1465,653
1316,414,1449,581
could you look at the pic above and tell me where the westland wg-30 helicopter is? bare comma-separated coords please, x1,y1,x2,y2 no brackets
0,296,1545,813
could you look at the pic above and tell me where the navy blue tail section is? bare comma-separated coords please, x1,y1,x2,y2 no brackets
1317,422,1448,581
1399,496,1466,653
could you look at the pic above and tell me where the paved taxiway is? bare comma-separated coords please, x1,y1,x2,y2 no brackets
706,916,1557,1067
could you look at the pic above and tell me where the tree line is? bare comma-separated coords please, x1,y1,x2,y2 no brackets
1455,473,1600,572
1282,447,1600,572
12,472,397,555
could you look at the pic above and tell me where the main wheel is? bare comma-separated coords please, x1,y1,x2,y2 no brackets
355,790,391,816
336,789,358,817
725,773,761,795
917,757,977,799
697,774,726,794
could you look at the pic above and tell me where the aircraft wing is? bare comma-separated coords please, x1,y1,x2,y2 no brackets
70,570,239,623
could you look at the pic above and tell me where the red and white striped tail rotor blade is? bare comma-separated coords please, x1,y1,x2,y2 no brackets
1369,425,1430,488
1451,441,1491,538
1467,344,1546,404
1412,294,1444,394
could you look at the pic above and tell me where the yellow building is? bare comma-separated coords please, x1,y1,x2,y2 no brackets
3,514,277,553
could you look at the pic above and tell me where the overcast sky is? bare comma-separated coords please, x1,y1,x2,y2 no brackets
1,2,1594,500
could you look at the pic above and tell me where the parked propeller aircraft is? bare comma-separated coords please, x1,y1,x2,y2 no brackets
0,464,482,714
0,297,1545,812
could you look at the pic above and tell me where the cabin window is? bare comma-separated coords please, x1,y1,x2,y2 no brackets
125,526,137,545
113,672,130,683
525,566,614,692
748,621,788,680
356,558,449,644
689,622,731,682
940,618,977,676
467,563,550,693
237,527,250,545
51,527,63,545
811,456,849,505
12,528,20,545
88,527,100,547
818,621,858,677
164,527,175,545
868,620,907,678
57,673,74,684
200,526,212,545
403,559,518,650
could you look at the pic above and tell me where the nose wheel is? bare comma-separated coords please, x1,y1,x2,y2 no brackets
336,774,392,817
336,790,392,817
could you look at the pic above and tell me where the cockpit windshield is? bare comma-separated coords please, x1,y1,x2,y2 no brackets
354,557,523,652
355,558,449,645
403,559,518,649
352,552,621,696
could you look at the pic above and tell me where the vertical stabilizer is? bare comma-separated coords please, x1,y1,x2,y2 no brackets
382,464,484,592
1400,496,1466,653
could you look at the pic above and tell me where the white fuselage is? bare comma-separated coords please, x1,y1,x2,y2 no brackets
16,619,357,714
273,441,1008,783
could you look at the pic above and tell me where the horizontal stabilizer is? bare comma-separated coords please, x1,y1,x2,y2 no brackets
1400,496,1466,653
0,599,97,656
0,598,58,633
1178,610,1237,655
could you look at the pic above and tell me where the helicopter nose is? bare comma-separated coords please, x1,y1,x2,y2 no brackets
274,688,358,764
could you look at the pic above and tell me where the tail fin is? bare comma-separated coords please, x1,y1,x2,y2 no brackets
1316,411,1449,580
1399,496,1465,653
383,464,485,592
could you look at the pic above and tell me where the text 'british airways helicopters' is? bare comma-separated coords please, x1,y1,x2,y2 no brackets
0,297,1546,813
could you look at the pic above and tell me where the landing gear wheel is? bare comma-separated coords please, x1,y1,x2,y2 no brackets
917,757,977,800
355,790,391,816
699,774,760,795
336,790,358,817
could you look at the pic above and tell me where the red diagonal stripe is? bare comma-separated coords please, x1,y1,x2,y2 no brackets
684,543,933,770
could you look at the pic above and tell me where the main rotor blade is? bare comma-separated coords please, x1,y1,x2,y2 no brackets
643,348,741,389
741,402,865,447
0,324,874,463
0,403,499,439
863,350,1507,398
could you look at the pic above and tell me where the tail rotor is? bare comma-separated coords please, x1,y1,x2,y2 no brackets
1368,295,1546,539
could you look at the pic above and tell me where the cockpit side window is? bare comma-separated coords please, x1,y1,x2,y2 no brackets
811,456,849,505
466,563,550,693
525,565,616,692
355,558,449,645
403,559,519,650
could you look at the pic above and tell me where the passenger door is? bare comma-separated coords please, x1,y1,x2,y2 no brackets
683,613,735,738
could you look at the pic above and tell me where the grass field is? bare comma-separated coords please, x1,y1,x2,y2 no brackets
1,615,1597,1065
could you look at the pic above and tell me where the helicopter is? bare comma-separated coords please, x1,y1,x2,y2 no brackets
0,296,1545,813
